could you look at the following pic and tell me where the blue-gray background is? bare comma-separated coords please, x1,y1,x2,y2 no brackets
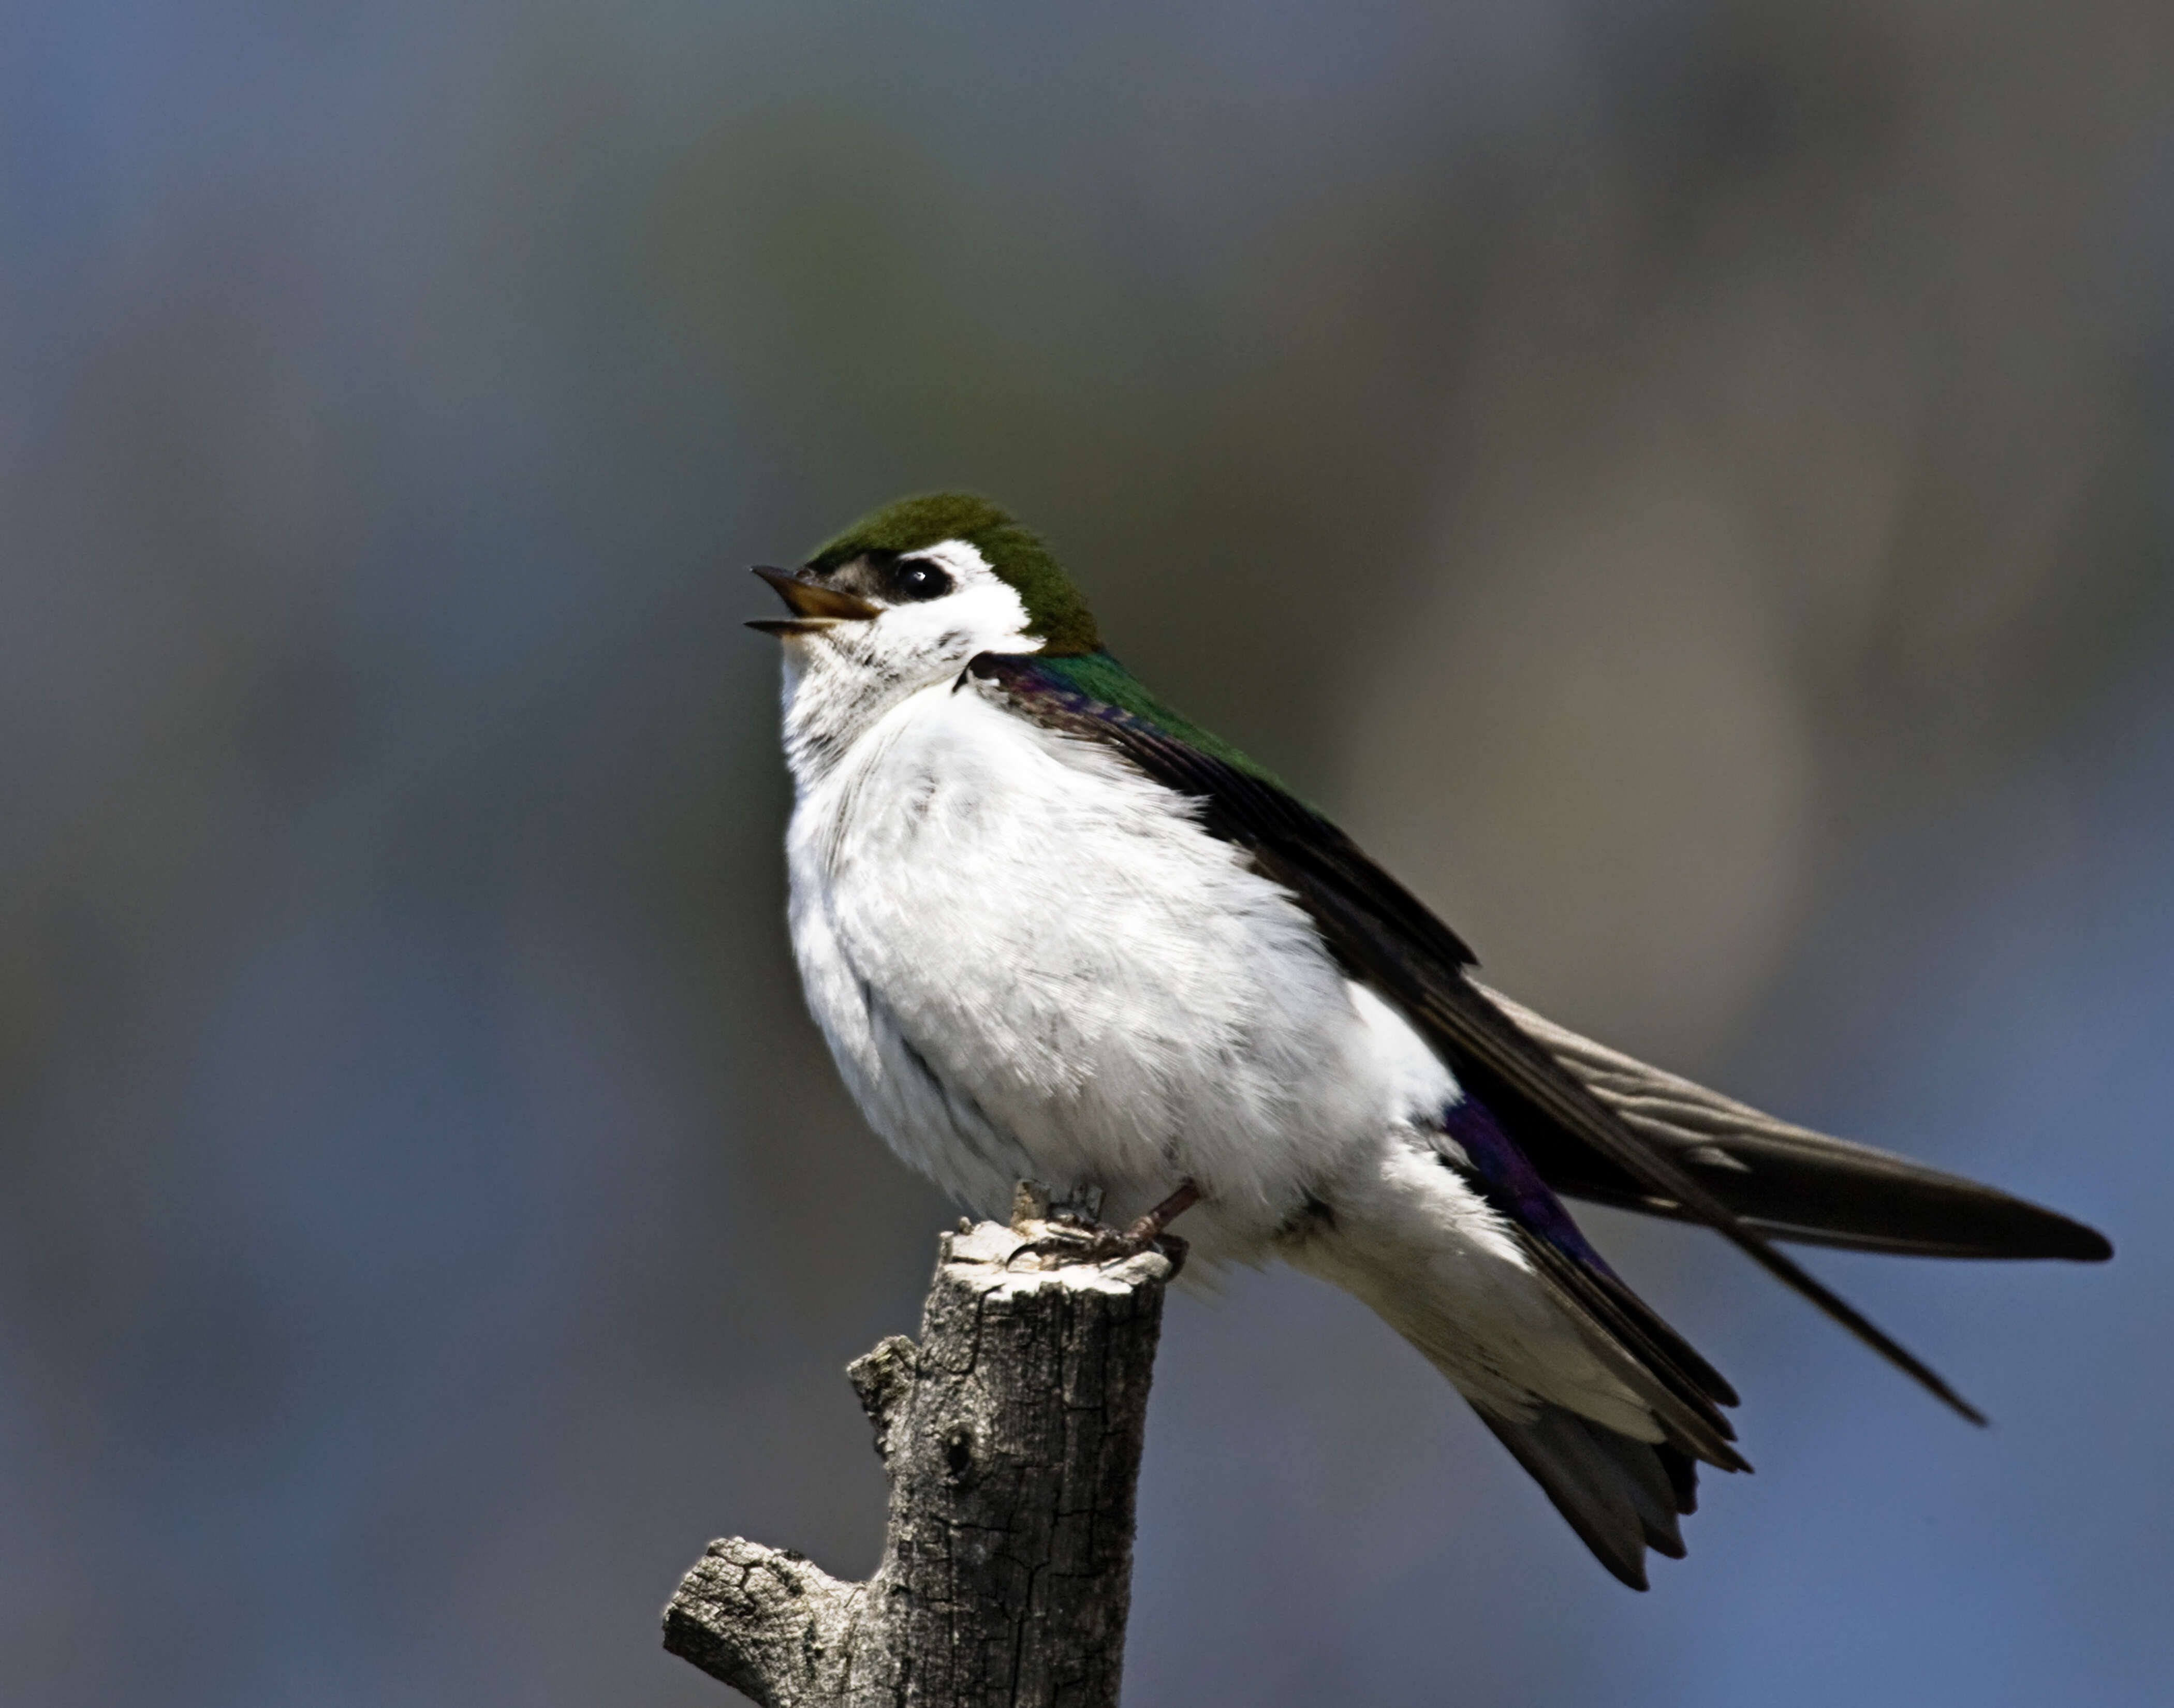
4,4,2169,1703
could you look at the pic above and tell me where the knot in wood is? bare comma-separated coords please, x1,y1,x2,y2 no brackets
846,1335,919,1463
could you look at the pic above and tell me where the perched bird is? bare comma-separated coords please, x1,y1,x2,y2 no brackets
751,492,2112,1589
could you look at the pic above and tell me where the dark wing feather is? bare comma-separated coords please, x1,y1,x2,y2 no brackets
968,651,2054,1425
1508,1223,1749,1469
1487,985,2113,1261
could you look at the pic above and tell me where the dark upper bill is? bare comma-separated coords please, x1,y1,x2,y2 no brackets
747,566,880,637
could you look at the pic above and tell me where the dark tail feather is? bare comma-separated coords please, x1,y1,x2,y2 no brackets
1475,1402,1715,1591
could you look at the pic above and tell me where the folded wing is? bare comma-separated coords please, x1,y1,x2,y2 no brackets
969,649,2112,1427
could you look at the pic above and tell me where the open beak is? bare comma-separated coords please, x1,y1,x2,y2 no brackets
747,566,881,637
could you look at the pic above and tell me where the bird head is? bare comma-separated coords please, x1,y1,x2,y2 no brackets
750,493,1100,686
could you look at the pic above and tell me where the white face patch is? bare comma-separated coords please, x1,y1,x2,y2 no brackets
871,539,1041,665
776,537,1045,784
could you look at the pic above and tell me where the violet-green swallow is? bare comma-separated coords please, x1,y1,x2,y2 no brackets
751,492,2112,1590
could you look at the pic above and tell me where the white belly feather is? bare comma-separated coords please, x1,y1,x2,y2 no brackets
787,680,1399,1249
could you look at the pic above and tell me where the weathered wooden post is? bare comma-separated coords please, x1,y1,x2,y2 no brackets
663,1185,1173,1707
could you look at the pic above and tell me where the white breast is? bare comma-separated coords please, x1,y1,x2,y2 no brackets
783,678,1432,1256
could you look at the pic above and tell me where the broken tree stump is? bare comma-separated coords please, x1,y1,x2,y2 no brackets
663,1184,1174,1707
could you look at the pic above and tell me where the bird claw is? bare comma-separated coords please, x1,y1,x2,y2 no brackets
1007,1179,1200,1278
1013,1222,1191,1278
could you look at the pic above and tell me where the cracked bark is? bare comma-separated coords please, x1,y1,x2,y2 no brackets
664,1185,1172,1708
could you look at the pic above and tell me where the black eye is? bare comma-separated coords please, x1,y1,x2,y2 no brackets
893,559,953,601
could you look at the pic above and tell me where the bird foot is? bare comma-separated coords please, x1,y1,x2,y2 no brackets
1008,1179,1200,1278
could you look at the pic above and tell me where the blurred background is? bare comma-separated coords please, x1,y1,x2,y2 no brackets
3,2,2169,1703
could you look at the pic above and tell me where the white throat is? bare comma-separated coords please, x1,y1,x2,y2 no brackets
774,538,1043,790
